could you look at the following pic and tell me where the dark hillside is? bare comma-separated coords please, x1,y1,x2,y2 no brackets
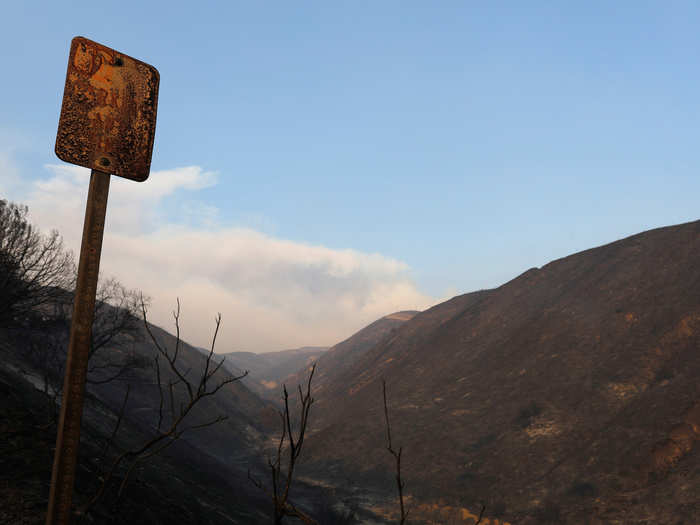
0,303,357,523
0,333,270,524
299,220,700,524
281,311,420,415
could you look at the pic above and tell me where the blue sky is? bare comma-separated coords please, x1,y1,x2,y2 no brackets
2,2,700,351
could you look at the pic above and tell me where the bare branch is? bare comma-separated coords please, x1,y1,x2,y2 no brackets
172,298,181,363
141,297,194,401
250,364,318,525
199,312,221,395
155,356,164,431
382,378,408,525
80,299,246,516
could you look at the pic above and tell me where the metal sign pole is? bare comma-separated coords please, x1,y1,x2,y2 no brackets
47,36,159,524
46,169,110,525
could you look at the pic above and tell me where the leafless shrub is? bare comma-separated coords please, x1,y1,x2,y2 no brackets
89,277,146,363
249,364,319,524
78,297,247,516
24,277,148,425
0,199,74,327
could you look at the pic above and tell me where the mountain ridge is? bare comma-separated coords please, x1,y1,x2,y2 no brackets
278,310,420,410
220,346,328,398
298,219,700,523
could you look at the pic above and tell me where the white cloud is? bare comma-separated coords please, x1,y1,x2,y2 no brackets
34,164,218,237
18,164,435,352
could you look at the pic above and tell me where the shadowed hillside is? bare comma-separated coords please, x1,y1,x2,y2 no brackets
0,327,272,524
297,220,700,524
0,305,349,523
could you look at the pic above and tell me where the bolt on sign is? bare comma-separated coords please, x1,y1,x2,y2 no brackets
47,37,159,525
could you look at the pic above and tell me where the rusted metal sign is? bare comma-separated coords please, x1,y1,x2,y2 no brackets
47,37,159,525
55,36,159,181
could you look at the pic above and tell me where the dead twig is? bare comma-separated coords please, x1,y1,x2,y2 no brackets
382,378,408,525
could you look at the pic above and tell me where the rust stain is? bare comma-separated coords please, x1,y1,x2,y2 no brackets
55,36,159,182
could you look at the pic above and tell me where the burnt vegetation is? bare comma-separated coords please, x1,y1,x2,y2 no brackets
78,297,249,517
3,196,700,524
0,200,261,522
0,199,371,524
249,364,319,524
0,199,74,329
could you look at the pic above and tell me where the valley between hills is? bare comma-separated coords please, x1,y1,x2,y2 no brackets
2,219,700,524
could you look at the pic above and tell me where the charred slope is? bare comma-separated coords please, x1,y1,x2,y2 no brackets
78,320,281,468
0,334,270,524
280,311,419,409
301,220,700,524
0,306,355,523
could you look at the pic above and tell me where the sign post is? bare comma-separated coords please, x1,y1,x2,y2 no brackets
47,36,159,525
